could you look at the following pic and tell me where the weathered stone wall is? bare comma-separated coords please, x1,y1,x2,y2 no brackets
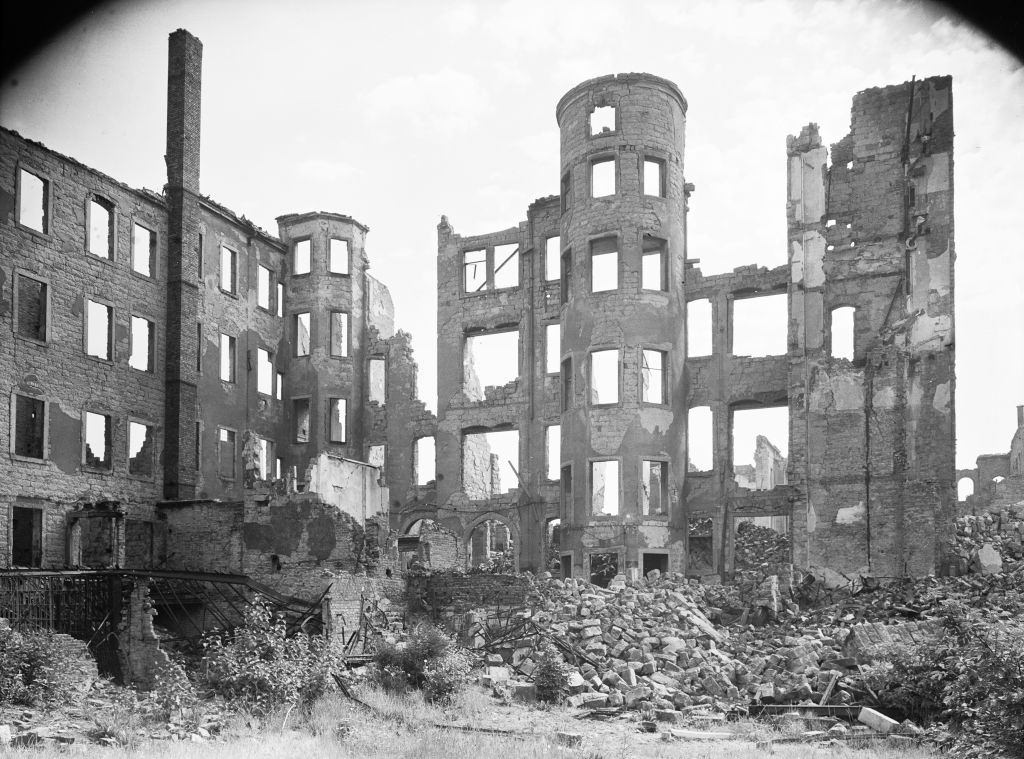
407,572,530,615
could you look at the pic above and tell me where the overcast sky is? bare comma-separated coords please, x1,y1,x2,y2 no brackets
1,0,1021,471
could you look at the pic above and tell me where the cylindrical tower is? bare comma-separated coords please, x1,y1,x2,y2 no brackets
556,74,688,581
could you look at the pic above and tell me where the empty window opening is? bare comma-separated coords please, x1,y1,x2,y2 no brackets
218,428,236,479
329,238,350,274
561,357,573,411
294,239,311,275
732,293,787,357
546,425,560,481
641,349,666,404
642,552,669,577
589,551,618,588
957,477,975,501
16,274,47,341
128,421,154,476
257,348,273,395
464,330,519,400
687,299,713,357
275,457,282,479
132,224,155,277
196,323,202,373
12,507,43,567
590,349,619,405
463,249,488,292
493,243,519,289
687,406,713,472
561,464,572,519
129,316,154,372
590,238,618,292
826,219,837,228
88,199,113,259
590,105,615,135
641,460,668,516
276,372,284,401
546,518,561,573
276,283,284,317
687,517,714,571
846,161,854,170
86,300,112,360
197,233,204,280
415,436,436,487
367,444,385,470
560,554,572,579
84,411,111,469
219,333,236,382
295,313,311,356
591,157,615,198
831,306,855,361
219,246,236,293
642,236,668,291
643,158,665,198
14,395,45,459
590,459,619,516
468,518,513,569
994,475,1006,484
330,312,349,357
18,169,47,233
257,265,272,309
731,406,789,491
368,357,386,404
294,399,310,443
463,429,519,498
329,398,348,443
405,518,436,536
255,437,274,480
545,236,560,282
546,323,560,374
734,518,791,570
560,171,571,213
561,248,573,303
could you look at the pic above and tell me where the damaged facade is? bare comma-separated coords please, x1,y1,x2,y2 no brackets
431,73,956,583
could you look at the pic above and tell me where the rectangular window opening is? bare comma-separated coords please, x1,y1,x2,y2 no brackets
731,405,789,491
330,312,349,357
257,348,273,395
641,460,668,516
88,199,113,259
14,395,45,459
732,293,787,357
641,236,668,292
590,460,619,516
129,316,154,372
294,239,311,275
85,300,112,360
217,428,236,479
276,283,284,317
687,406,713,472
462,429,519,497
545,236,560,282
329,238,350,274
463,249,488,293
84,411,111,469
641,349,666,404
329,398,348,443
415,436,436,487
545,425,560,482
561,356,572,411
590,238,618,292
257,265,272,310
493,243,519,289
560,172,571,213
18,169,47,233
11,506,43,567
561,248,573,303
830,306,856,361
293,399,311,444
256,438,273,480
16,274,47,341
642,552,669,577
545,323,560,374
687,517,714,572
128,421,154,476
591,157,615,198
464,330,519,400
687,298,713,357
295,313,311,356
219,333,236,382
589,551,619,588
219,246,237,294
590,349,619,405
590,105,615,135
132,223,155,277
643,157,665,198
276,372,284,401
560,464,572,520
368,357,386,404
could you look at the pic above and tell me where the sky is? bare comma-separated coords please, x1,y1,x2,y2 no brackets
1,0,1022,471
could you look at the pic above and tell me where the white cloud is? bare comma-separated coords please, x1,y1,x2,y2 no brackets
361,68,490,135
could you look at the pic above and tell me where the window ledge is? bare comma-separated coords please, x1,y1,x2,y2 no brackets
15,223,50,241
82,465,113,475
218,288,239,299
85,354,114,365
130,271,158,283
10,453,48,466
15,334,48,347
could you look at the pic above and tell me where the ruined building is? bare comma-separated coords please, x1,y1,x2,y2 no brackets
431,73,955,584
1,30,956,591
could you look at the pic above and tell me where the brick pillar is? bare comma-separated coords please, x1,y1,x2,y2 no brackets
163,29,202,499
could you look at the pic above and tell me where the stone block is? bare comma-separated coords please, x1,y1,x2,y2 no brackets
858,707,900,734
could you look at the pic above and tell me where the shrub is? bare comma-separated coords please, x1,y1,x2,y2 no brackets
372,623,469,702
532,643,572,703
198,604,341,715
0,625,83,707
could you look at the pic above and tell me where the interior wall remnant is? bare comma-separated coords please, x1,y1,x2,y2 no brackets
464,330,519,401
731,407,788,491
462,430,518,498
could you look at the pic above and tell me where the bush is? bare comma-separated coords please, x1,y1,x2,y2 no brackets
0,625,83,707
532,643,572,703
372,624,470,702
862,600,1024,757
198,604,341,715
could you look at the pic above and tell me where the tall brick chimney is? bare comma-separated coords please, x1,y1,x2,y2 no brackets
163,29,203,499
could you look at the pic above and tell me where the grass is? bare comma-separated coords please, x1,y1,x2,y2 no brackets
6,685,944,759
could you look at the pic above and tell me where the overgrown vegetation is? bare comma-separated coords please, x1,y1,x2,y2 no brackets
862,600,1024,757
0,624,83,707
532,642,572,703
199,604,342,715
372,623,471,703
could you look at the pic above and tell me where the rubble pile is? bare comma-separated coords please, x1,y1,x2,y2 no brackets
946,510,1024,575
733,522,791,570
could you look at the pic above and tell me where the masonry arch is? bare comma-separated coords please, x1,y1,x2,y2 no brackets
957,476,975,502
462,511,519,571
398,510,440,536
